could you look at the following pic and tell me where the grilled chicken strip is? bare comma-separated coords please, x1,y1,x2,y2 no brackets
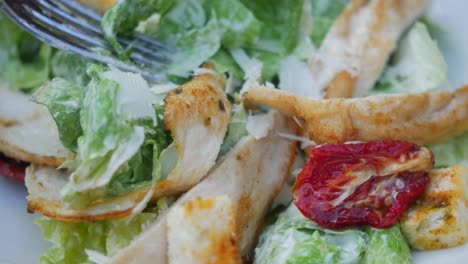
401,166,468,250
244,85,468,145
0,83,74,166
25,72,231,221
109,111,296,264
309,0,427,98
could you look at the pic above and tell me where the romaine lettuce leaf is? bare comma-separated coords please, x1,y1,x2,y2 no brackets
254,204,367,264
207,0,262,48
211,49,244,78
102,0,318,81
241,0,304,54
61,65,145,207
238,0,307,80
59,65,171,207
371,22,448,95
51,51,90,86
102,0,175,58
151,0,207,44
107,105,171,196
219,103,248,157
167,14,222,77
362,225,412,264
0,13,51,90
33,78,85,153
35,209,162,264
427,132,468,168
310,0,349,46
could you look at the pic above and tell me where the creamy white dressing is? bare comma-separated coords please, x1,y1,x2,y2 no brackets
102,69,157,125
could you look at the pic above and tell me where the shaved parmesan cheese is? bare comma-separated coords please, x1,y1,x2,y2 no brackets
292,116,303,128
246,112,274,140
150,83,178,105
86,249,110,264
279,56,320,98
230,49,263,96
102,69,157,124
150,83,178,95
277,132,316,149
193,67,219,77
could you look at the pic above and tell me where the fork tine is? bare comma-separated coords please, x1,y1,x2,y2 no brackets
37,0,102,36
52,0,102,23
53,0,175,52
27,0,171,66
133,32,177,52
1,1,166,82
40,0,172,63
25,4,114,50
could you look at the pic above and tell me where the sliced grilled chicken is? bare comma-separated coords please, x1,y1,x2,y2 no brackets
167,196,241,264
401,166,468,250
109,111,296,264
25,72,231,221
153,71,231,198
309,0,427,98
26,165,149,221
0,83,74,166
244,85,468,145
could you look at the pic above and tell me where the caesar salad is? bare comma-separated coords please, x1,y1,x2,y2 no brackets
0,0,467,263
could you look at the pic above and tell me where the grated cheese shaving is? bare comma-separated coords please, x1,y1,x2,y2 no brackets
277,132,316,149
86,249,110,264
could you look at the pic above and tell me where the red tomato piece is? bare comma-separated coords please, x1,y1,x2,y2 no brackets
0,153,28,183
292,140,432,230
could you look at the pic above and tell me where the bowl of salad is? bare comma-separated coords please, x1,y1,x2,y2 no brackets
0,0,467,263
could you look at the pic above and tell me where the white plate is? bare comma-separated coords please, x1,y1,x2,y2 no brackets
0,0,467,263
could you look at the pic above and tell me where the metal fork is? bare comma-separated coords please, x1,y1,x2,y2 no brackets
0,0,174,82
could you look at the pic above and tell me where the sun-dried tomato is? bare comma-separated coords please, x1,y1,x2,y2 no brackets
292,140,433,230
0,153,28,183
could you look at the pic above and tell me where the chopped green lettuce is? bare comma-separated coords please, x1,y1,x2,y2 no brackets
238,0,307,80
33,78,85,153
371,22,448,95
310,0,349,46
255,204,414,264
219,103,248,157
167,14,222,77
427,132,468,168
362,225,413,264
101,0,328,81
35,199,174,264
55,64,171,208
102,0,175,58
151,0,207,44
241,0,304,54
51,51,90,86
211,49,244,78
61,65,146,207
0,13,52,90
255,204,367,264
207,0,262,48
